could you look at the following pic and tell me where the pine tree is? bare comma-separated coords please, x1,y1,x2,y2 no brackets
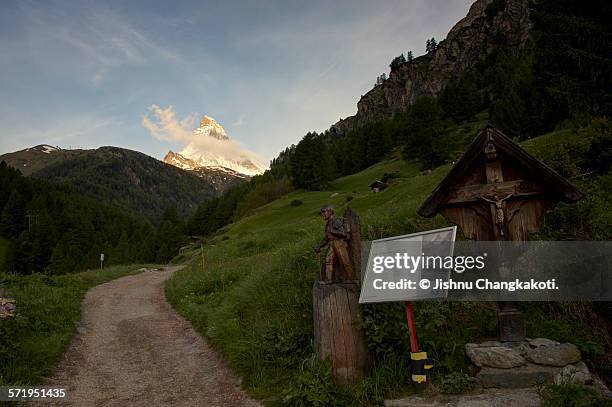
289,133,336,190
390,54,407,71
113,231,130,265
426,38,438,53
0,190,26,238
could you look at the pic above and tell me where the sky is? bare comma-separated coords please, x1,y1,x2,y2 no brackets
0,0,473,164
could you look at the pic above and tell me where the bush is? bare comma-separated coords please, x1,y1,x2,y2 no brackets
440,372,478,394
540,384,612,407
234,177,293,219
381,172,402,183
282,361,347,407
485,0,506,19
291,199,304,207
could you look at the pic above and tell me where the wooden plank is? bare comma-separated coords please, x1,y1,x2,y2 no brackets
343,287,359,381
312,283,320,358
336,287,352,384
444,180,545,205
329,286,347,381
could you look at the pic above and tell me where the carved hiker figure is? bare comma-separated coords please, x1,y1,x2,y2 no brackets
314,205,354,284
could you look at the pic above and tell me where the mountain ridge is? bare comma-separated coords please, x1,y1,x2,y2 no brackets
0,145,218,223
329,0,531,136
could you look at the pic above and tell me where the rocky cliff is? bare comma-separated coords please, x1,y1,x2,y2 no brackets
329,0,531,136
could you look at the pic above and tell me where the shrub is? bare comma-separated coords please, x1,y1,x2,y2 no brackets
234,177,293,219
291,199,304,207
540,384,612,407
282,361,347,407
381,172,402,183
440,372,478,394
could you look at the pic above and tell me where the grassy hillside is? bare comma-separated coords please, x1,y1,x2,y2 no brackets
0,264,155,389
167,123,611,405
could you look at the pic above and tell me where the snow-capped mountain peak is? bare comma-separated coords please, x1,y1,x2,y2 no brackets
193,116,229,141
163,115,266,178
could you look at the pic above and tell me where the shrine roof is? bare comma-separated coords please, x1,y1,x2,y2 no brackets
417,125,584,218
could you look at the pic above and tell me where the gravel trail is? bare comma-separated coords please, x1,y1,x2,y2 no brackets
35,267,260,407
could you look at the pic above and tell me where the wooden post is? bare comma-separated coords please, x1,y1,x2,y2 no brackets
312,207,370,385
312,283,370,385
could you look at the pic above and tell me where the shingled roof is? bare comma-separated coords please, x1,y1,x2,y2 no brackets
417,126,584,218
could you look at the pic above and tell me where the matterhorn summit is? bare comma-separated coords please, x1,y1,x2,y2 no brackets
163,116,265,189
192,116,229,141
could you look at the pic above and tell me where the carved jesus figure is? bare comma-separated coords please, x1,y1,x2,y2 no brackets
480,193,513,237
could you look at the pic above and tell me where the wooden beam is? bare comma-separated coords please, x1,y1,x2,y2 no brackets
443,180,545,205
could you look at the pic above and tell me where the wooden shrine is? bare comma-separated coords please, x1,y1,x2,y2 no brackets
417,126,583,341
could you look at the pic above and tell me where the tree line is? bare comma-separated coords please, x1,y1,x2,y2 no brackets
0,163,186,275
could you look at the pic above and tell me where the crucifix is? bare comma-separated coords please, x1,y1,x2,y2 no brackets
418,126,584,342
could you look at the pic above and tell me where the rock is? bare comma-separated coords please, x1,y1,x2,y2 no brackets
329,0,532,137
480,341,502,347
592,375,612,398
554,362,592,385
384,397,442,407
456,388,541,407
507,341,531,356
466,344,526,369
385,388,541,407
526,342,581,367
478,364,560,388
528,338,559,348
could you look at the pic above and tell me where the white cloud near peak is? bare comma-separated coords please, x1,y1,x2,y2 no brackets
142,105,266,168
142,104,197,142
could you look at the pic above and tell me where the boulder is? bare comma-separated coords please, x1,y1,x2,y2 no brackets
466,344,526,369
478,364,559,388
526,343,581,367
554,361,592,385
528,338,559,348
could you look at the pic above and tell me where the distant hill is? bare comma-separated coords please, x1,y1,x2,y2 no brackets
0,144,85,176
0,145,218,223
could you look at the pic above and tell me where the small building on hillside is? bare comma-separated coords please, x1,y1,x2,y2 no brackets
368,180,387,193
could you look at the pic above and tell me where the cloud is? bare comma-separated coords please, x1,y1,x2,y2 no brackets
14,1,180,85
142,105,266,167
232,114,245,128
142,104,197,142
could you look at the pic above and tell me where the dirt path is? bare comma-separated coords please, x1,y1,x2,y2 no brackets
37,267,260,407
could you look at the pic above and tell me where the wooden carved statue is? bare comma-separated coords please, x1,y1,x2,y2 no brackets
314,205,355,284
311,205,369,385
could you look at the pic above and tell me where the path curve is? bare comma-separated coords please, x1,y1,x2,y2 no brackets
37,267,260,407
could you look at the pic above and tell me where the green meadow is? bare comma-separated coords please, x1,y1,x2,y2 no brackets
166,124,612,405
